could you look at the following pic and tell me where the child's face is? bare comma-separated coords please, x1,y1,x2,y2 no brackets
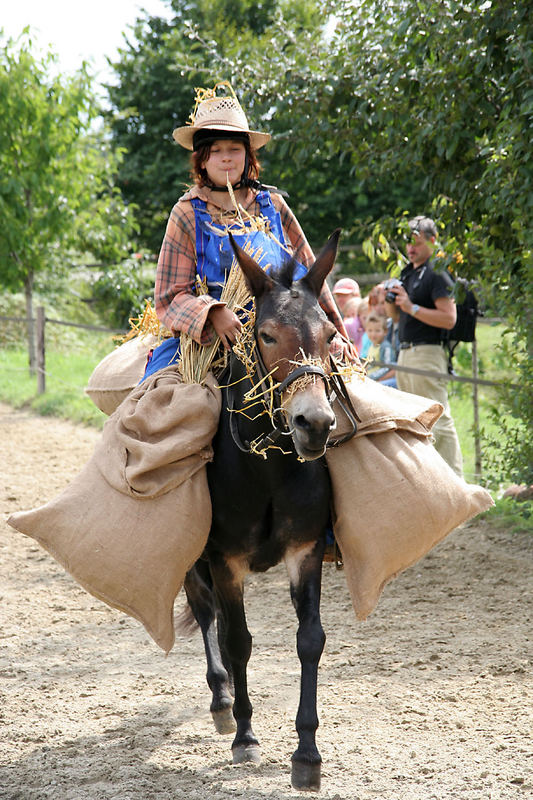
366,322,386,346
202,139,246,187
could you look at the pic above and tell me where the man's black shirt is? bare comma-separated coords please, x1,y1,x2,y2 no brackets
398,259,454,345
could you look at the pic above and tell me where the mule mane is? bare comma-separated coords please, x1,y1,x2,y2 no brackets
270,259,300,290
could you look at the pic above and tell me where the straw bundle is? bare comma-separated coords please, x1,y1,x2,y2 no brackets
179,260,253,384
119,300,172,345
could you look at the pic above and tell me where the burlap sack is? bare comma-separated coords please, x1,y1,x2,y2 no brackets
326,376,494,621
85,334,161,415
95,367,220,498
9,367,221,653
331,373,443,441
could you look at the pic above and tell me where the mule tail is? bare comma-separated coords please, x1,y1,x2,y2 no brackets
175,602,199,636
178,559,217,636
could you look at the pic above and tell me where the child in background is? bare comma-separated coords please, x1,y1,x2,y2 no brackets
358,298,371,359
342,297,364,352
365,312,397,387
332,277,361,315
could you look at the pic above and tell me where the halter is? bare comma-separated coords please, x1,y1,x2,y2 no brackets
227,332,359,458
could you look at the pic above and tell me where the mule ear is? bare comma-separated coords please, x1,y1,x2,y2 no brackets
228,233,274,298
300,229,341,298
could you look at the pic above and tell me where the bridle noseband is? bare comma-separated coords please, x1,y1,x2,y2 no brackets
227,334,359,458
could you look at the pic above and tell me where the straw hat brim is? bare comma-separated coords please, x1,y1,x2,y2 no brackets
173,124,271,151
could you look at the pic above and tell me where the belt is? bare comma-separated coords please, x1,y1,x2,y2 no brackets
399,341,443,350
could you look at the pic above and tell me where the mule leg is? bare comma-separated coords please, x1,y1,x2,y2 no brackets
209,554,261,765
183,561,236,734
285,542,326,791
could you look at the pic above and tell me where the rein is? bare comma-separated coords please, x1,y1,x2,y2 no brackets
226,336,359,458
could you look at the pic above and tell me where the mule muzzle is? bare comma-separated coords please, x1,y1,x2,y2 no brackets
285,390,336,461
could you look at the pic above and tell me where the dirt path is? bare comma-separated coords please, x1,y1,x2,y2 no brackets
1,402,531,800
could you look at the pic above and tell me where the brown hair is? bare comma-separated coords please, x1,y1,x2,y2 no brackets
365,312,388,331
367,283,386,307
191,138,261,187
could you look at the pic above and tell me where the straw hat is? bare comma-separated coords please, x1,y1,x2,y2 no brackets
173,81,271,151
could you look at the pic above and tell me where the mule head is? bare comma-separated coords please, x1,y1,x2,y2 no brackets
229,230,341,460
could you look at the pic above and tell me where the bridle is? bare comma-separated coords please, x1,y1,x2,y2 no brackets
227,332,359,458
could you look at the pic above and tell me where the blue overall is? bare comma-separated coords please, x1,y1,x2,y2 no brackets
142,191,307,380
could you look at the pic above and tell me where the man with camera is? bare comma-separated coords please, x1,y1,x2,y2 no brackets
385,216,463,478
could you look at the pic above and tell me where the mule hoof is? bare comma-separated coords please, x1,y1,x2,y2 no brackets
212,707,236,735
291,760,321,792
232,743,261,764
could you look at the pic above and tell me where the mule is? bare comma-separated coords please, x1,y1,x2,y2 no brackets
183,230,354,791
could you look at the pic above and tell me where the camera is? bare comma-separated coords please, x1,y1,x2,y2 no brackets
383,278,403,303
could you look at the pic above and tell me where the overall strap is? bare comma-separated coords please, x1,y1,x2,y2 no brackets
192,192,287,247
191,197,226,294
190,193,305,292
190,197,208,213
254,190,289,247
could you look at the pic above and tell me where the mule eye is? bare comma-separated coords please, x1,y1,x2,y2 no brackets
260,332,276,345
327,332,337,344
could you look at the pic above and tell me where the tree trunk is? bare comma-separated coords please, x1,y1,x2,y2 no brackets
24,270,36,376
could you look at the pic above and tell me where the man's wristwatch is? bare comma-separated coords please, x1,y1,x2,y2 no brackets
411,303,421,316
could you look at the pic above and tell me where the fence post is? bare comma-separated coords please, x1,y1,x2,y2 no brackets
472,339,482,480
36,306,46,395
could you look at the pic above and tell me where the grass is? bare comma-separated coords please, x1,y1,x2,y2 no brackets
448,380,500,484
481,496,533,534
446,320,513,484
0,328,113,428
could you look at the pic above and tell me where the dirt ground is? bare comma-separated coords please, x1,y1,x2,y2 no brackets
0,401,531,800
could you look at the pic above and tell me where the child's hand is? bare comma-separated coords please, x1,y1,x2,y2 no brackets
331,334,360,365
208,305,242,350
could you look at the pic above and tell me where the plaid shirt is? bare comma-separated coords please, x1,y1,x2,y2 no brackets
155,184,348,344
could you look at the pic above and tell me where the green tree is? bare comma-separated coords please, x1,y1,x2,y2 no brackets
105,9,195,254
0,31,137,371
168,1,424,256
325,0,532,482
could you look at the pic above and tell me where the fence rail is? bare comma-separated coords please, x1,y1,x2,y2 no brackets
1,310,126,395
1,307,510,481
372,359,511,388
0,314,125,334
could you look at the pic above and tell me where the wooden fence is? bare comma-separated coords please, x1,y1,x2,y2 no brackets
0,308,510,482
0,309,125,395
